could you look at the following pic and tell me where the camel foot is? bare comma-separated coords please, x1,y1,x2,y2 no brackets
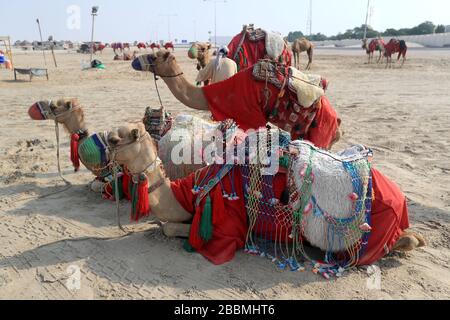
162,223,191,238
393,231,426,252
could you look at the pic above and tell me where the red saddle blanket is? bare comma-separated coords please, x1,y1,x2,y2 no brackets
202,66,339,149
171,167,410,266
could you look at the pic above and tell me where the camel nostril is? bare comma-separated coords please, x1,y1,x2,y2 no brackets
108,137,120,146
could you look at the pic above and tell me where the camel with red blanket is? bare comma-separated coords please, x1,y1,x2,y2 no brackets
227,24,292,71
137,42,147,51
384,38,408,68
149,43,161,53
362,38,386,64
164,42,175,52
132,50,340,150
106,121,426,267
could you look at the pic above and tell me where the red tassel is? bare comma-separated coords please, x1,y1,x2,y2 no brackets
122,168,132,201
132,175,151,222
70,134,80,172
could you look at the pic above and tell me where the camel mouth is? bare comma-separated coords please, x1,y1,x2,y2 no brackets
28,103,47,120
132,55,154,72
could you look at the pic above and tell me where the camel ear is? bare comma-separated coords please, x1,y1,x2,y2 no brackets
207,43,212,50
131,129,140,141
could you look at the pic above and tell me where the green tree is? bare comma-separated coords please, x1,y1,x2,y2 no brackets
287,31,304,42
435,25,446,33
409,21,436,35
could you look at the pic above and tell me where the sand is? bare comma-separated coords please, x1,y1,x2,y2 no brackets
0,48,449,300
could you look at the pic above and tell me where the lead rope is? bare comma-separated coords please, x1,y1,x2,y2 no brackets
54,120,71,186
112,161,128,233
152,67,164,109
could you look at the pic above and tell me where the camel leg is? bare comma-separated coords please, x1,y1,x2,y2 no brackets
162,222,191,238
393,231,426,252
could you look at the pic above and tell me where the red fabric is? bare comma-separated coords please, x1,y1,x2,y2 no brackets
202,67,339,149
171,166,410,266
305,97,340,149
358,169,410,266
171,167,248,265
227,32,292,70
70,134,80,172
133,177,151,222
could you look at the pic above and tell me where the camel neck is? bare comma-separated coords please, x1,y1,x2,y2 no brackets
161,72,209,111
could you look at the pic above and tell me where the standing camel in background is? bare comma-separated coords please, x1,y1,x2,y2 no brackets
384,39,408,68
292,38,314,70
362,38,385,64
111,42,124,54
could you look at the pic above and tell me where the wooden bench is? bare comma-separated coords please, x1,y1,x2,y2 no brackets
14,68,49,82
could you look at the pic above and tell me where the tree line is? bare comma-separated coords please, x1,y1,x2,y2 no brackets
287,21,447,42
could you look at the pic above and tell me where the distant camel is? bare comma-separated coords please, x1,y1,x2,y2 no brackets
150,43,161,53
292,38,314,70
188,42,212,85
362,38,385,64
111,42,124,54
123,43,131,51
93,43,107,54
164,42,175,52
137,42,147,50
384,39,408,68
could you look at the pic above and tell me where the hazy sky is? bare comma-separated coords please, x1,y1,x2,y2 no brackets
1,0,449,42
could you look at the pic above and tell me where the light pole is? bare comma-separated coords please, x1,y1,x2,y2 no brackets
159,14,178,42
363,0,370,40
203,0,227,48
36,19,47,66
90,6,99,62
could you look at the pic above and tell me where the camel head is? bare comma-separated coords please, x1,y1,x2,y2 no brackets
107,122,157,174
362,39,368,50
132,49,180,77
188,42,212,66
28,98,85,130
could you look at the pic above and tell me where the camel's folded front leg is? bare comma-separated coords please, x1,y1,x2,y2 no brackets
162,222,191,238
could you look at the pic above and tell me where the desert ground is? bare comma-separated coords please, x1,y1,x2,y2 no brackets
0,47,449,300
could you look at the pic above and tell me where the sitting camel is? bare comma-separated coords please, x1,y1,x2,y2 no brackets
188,42,212,85
28,99,112,192
362,38,385,64
292,38,314,70
149,43,161,53
164,42,175,52
114,51,137,61
195,46,238,85
132,50,341,150
107,121,426,267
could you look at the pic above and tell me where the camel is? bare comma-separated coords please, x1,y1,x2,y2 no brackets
195,51,238,85
384,38,408,69
111,42,124,54
114,51,138,61
149,43,161,53
164,42,175,52
137,42,147,51
132,50,341,150
362,38,385,64
27,99,113,190
188,42,212,85
106,121,426,266
93,43,107,54
292,38,314,70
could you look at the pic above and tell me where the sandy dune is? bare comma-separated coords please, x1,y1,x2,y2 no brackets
0,48,449,299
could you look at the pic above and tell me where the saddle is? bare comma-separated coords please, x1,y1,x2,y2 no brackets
290,141,373,253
